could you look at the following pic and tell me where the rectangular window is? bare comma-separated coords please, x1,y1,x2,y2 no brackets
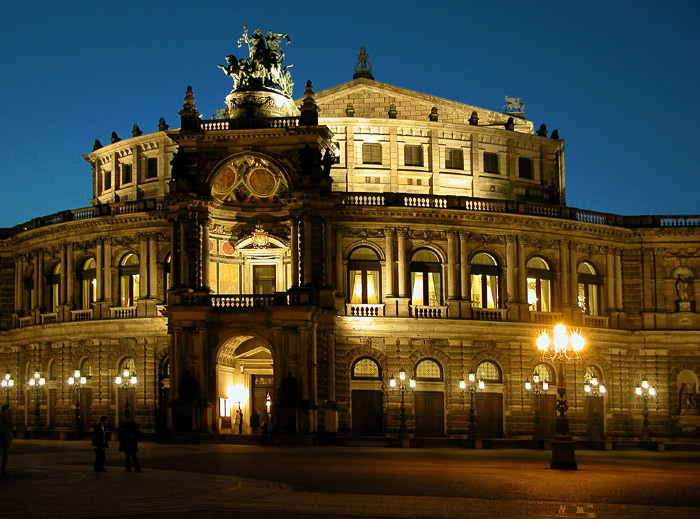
483,152,499,174
253,264,276,294
404,145,423,167
362,143,382,165
104,170,112,190
122,164,132,184
146,158,158,179
445,148,464,170
519,157,534,179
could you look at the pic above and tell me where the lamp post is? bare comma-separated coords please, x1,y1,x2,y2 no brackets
28,371,46,432
115,369,137,416
460,372,484,438
536,323,585,470
389,367,415,448
635,378,656,443
68,370,87,435
525,372,549,441
1,373,15,409
584,376,606,441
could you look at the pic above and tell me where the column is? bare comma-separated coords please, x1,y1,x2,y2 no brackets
517,237,527,304
615,250,623,310
96,240,104,300
14,256,23,312
569,243,577,309
139,236,148,297
303,217,312,285
447,231,457,299
334,227,343,295
459,232,469,299
36,250,44,309
59,245,67,305
290,219,299,288
606,250,615,311
179,219,187,287
324,219,334,287
103,240,112,302
148,234,158,297
559,240,569,306
385,228,395,297
66,243,74,307
397,229,407,297
505,236,516,304
201,221,210,291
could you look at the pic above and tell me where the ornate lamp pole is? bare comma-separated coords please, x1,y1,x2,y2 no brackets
28,371,46,432
635,378,656,443
584,376,606,441
460,372,483,438
536,323,585,470
525,372,549,440
1,373,15,408
67,370,87,435
389,367,415,448
115,369,137,416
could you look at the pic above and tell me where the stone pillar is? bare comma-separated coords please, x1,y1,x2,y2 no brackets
615,250,623,310
36,250,44,310
334,227,343,296
139,236,148,296
459,232,469,299
517,238,527,303
179,219,187,287
290,219,299,288
559,240,569,306
606,249,615,312
303,217,313,286
66,243,74,309
59,245,67,306
324,218,334,287
148,235,158,297
505,236,516,305
104,240,112,304
96,241,104,301
14,256,23,313
385,228,395,297
201,222,210,291
447,231,457,300
397,229,407,297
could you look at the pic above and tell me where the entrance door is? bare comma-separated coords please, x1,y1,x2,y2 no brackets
80,390,93,431
474,393,503,438
414,391,445,437
252,375,274,415
586,396,605,440
538,394,556,439
352,390,383,436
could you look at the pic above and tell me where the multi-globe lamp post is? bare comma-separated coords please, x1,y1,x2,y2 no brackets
28,371,46,431
67,370,87,435
635,378,656,442
524,372,549,440
115,368,137,416
2,373,15,408
389,367,415,447
536,323,585,470
460,372,484,438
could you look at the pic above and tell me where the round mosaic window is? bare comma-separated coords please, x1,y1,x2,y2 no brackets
210,156,289,205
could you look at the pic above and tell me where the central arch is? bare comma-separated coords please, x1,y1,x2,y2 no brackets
214,334,274,435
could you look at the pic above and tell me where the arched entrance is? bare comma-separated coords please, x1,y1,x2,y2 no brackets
215,335,274,435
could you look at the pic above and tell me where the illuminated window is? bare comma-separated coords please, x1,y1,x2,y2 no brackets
484,152,499,174
253,265,276,294
49,263,61,313
470,252,500,309
527,257,552,312
477,360,501,383
533,363,553,384
404,145,423,167
80,258,97,310
583,365,601,385
348,247,381,305
351,357,381,379
416,358,442,380
119,253,140,307
410,249,442,306
80,358,94,378
577,262,600,315
362,143,382,165
445,148,464,170
519,157,533,179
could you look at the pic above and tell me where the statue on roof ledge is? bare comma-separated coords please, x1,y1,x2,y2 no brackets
218,26,294,98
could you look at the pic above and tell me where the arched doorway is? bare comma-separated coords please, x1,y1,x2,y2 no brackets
215,335,274,435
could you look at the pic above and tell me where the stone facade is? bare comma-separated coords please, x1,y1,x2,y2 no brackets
0,65,698,444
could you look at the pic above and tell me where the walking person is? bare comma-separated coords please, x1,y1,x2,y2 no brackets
0,405,13,475
92,415,108,472
118,412,141,472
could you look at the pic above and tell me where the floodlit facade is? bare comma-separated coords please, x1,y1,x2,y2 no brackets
1,43,699,444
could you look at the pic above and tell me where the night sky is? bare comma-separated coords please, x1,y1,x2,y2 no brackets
1,0,698,228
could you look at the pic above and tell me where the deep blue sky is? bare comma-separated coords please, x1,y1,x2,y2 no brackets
1,1,698,227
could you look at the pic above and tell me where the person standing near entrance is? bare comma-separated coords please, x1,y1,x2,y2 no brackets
260,409,270,435
250,410,260,435
118,412,141,472
0,405,13,475
92,415,108,472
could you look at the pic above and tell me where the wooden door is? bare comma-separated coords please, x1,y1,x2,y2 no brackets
414,391,445,437
352,390,383,436
586,396,605,439
538,394,556,439
474,393,503,438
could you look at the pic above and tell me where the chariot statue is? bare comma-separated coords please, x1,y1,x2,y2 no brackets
503,95,525,114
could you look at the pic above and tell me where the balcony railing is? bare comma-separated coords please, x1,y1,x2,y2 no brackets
40,312,58,325
109,306,137,319
530,311,563,325
583,315,610,328
70,309,93,322
473,308,507,321
410,305,447,318
346,304,385,317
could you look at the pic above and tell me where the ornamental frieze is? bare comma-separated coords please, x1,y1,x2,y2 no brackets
406,229,446,241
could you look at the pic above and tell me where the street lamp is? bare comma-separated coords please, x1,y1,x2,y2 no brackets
389,367,415,448
584,375,606,441
635,378,656,443
67,370,87,435
28,371,46,432
525,372,549,440
460,372,484,438
1,373,15,408
536,323,585,470
115,369,137,416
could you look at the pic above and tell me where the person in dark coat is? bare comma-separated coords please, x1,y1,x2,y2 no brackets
118,412,141,472
91,415,108,472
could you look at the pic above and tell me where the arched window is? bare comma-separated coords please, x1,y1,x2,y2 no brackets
410,249,442,306
577,262,600,315
119,357,137,377
533,363,554,385
119,253,140,307
527,257,552,312
583,365,602,385
80,258,97,310
80,358,94,378
476,360,502,383
49,263,61,313
415,358,442,381
470,253,500,309
47,359,56,381
348,247,381,305
351,357,381,379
